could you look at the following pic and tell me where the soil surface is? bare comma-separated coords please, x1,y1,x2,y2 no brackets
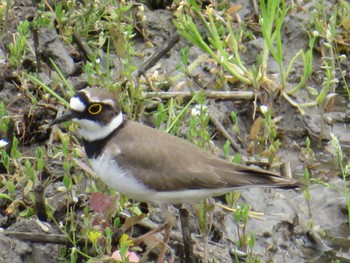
0,1,350,263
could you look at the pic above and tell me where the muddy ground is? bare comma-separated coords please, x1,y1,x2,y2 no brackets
0,0,350,262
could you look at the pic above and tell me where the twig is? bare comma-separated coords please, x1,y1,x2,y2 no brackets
132,33,180,78
34,184,47,221
1,212,183,247
1,231,88,245
216,203,265,220
208,111,241,153
31,22,41,73
119,211,183,242
280,162,292,179
73,32,110,72
143,91,254,101
73,32,94,61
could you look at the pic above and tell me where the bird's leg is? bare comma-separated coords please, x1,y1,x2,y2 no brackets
202,198,215,263
133,204,174,262
179,207,195,263
157,204,174,263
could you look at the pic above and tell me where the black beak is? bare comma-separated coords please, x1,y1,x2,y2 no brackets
51,111,74,126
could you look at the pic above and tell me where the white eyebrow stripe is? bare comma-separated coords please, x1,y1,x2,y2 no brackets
89,98,115,106
101,99,115,106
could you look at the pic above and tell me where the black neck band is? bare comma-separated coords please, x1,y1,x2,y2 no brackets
83,120,126,158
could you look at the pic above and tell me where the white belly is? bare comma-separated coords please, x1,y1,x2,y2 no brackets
89,153,234,204
90,153,155,200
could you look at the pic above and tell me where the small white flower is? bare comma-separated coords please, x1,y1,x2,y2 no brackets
95,58,101,64
339,54,346,62
191,105,208,117
260,105,268,114
72,196,79,203
191,106,201,116
0,139,8,148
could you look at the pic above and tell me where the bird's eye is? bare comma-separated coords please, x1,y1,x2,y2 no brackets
88,104,102,115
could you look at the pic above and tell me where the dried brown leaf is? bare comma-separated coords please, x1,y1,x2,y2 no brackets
248,117,263,141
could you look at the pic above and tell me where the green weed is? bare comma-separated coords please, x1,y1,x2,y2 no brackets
8,20,31,68
174,0,252,85
188,93,210,148
330,133,350,228
233,204,255,255
303,168,313,229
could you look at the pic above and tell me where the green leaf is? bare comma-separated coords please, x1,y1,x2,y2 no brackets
5,181,15,194
223,140,231,157
0,193,14,201
233,153,241,164
306,86,319,96
249,232,255,250
63,173,72,190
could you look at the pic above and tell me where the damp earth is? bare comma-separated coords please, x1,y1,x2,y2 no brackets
0,1,350,263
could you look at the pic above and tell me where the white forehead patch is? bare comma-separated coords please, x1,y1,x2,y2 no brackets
70,97,86,112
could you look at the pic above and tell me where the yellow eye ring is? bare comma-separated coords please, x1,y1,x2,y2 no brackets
88,104,102,115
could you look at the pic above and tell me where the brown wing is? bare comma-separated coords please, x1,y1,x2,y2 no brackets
109,121,297,191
